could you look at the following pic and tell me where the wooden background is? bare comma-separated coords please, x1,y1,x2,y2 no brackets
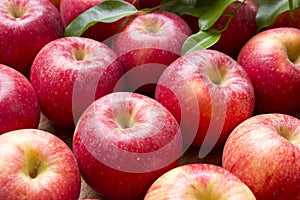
38,114,223,199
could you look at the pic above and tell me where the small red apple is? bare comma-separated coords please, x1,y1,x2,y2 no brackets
112,10,192,96
60,0,140,42
222,113,300,200
30,37,123,129
144,163,256,200
237,27,300,115
0,129,81,199
73,92,182,200
0,64,40,135
0,0,64,77
155,49,254,153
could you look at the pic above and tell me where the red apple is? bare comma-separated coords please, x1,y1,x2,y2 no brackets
182,0,257,59
0,64,40,135
237,27,300,115
0,129,81,199
144,163,256,200
30,37,123,129
0,0,64,77
140,0,162,8
60,0,140,42
222,113,300,200
267,8,300,29
112,10,192,96
211,0,257,59
155,49,254,154
73,92,182,200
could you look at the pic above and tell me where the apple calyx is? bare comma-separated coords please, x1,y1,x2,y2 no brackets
24,148,46,179
7,2,28,19
205,65,228,86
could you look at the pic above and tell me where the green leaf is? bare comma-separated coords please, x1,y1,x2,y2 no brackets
181,30,221,55
64,0,138,37
198,0,237,30
256,0,300,32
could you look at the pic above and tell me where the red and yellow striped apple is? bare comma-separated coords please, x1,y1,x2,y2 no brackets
144,163,256,200
223,113,300,200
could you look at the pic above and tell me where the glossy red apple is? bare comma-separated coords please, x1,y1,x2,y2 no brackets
0,129,81,199
237,27,300,115
182,0,257,59
0,64,40,135
30,37,123,129
112,10,192,96
155,49,254,155
144,163,256,200
222,113,300,200
0,0,64,77
60,0,140,42
73,92,182,200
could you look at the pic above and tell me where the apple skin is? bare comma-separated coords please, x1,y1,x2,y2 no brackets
140,0,162,8
60,0,140,42
144,163,256,200
266,8,300,29
222,113,300,200
0,129,81,199
112,10,192,96
73,92,182,200
30,37,123,129
155,49,255,149
0,0,64,77
0,64,40,135
182,0,257,59
50,0,61,8
237,27,300,115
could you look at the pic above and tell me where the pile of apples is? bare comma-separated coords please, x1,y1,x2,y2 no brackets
0,0,299,199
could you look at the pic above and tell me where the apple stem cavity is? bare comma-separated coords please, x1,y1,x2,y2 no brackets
143,20,162,34
276,126,300,145
8,3,27,19
186,179,223,200
24,150,45,179
206,66,228,86
291,55,300,66
72,48,87,61
286,44,300,66
277,126,292,140
115,113,136,129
